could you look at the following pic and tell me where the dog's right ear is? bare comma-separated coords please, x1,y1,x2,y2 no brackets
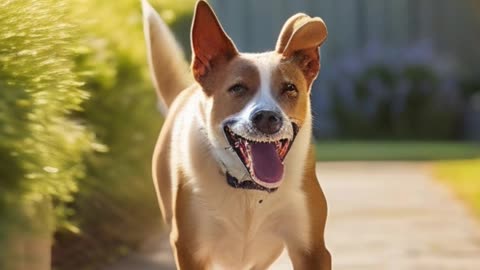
276,14,327,87
191,1,238,86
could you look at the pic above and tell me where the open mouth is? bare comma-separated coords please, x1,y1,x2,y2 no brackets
223,123,298,190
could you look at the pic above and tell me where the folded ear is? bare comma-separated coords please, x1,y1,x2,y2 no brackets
191,0,238,84
276,14,328,84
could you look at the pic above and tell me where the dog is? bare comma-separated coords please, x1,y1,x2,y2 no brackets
142,1,330,269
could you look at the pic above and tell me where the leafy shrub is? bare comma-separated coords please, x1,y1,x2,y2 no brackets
0,0,93,264
327,42,462,140
0,0,194,268
51,0,194,269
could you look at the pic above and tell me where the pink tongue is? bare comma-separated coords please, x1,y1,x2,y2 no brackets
250,142,284,183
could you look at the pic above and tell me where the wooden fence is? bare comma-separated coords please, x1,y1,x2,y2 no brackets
207,0,480,137
209,0,480,77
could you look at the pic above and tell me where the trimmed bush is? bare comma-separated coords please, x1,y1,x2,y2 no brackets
52,0,194,269
0,0,194,268
0,0,93,268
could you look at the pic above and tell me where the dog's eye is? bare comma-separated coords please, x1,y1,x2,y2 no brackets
228,84,247,96
282,83,298,98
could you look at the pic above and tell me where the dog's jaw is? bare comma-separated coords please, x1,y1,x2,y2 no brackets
222,122,299,190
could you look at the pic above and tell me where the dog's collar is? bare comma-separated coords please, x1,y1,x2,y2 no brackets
226,172,278,193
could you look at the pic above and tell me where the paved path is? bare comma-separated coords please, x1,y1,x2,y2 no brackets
105,162,480,270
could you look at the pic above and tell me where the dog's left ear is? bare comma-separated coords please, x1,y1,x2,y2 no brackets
276,14,328,84
191,0,238,86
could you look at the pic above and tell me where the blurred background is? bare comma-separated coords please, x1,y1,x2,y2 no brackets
0,0,479,269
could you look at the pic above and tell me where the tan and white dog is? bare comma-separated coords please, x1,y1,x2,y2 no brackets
142,1,330,269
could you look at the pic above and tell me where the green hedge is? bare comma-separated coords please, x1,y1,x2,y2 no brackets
1,0,194,269
0,0,93,266
51,0,194,269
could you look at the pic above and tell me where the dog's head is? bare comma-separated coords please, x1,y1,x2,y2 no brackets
192,1,327,191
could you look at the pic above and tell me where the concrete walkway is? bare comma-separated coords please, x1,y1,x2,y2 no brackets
105,162,480,270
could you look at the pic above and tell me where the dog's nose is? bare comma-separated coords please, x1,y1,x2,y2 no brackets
251,110,283,134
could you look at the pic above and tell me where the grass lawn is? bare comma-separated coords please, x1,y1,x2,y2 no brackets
315,141,480,161
435,160,480,217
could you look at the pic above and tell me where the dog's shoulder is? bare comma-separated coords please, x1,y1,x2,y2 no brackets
152,84,201,224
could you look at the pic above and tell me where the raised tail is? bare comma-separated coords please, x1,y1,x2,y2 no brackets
142,0,192,115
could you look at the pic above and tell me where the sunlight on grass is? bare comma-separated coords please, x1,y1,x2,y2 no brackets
435,160,480,217
315,141,480,161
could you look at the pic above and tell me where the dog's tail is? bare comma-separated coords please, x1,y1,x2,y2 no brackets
142,0,192,115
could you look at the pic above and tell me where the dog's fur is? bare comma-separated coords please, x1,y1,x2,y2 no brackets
143,1,330,269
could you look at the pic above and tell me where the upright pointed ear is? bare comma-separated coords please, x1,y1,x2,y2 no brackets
191,0,238,84
276,14,328,84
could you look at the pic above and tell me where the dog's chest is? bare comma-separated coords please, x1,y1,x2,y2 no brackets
208,224,283,269
194,193,287,269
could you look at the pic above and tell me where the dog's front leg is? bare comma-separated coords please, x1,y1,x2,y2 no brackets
288,148,331,270
170,221,209,269
288,246,331,270
171,239,208,270
170,185,209,270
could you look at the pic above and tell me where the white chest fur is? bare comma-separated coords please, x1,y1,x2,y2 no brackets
192,186,308,269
